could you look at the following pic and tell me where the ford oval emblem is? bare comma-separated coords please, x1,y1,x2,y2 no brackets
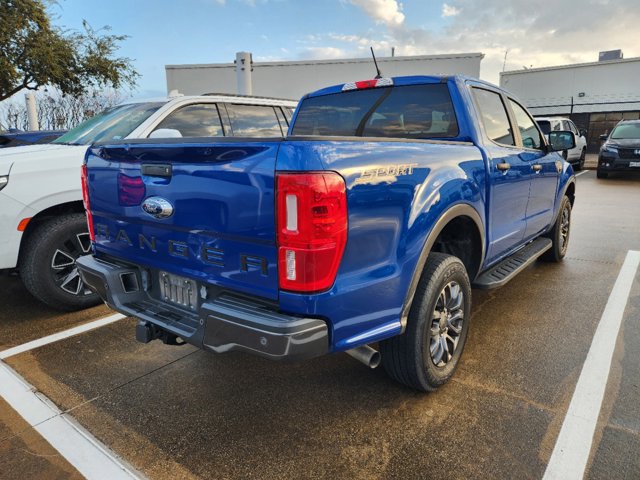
142,197,174,219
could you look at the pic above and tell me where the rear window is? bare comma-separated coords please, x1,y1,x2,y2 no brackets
537,120,551,135
291,84,459,139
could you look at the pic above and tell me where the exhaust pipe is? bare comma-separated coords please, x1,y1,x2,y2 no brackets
346,345,381,369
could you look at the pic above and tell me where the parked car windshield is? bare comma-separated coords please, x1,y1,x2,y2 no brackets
610,123,640,140
53,102,165,145
292,84,459,139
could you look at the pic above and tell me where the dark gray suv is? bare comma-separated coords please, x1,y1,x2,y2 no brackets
598,120,640,179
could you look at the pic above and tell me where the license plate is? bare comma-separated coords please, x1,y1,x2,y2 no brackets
159,271,198,310
630,161,640,167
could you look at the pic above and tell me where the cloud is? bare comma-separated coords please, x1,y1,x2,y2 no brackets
310,0,640,84
349,0,405,26
441,3,460,17
299,47,350,60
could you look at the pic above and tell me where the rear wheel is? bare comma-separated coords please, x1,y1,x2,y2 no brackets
20,214,100,311
542,195,571,262
380,253,471,391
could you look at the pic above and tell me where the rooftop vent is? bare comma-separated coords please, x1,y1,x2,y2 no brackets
598,50,623,62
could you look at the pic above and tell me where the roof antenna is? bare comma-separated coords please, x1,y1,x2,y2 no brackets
370,47,383,79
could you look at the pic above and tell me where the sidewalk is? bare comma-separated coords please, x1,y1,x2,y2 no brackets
584,153,598,170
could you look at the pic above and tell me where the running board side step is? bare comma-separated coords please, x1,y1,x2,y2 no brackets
472,237,552,289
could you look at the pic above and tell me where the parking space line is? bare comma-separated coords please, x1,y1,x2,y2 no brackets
543,250,640,480
0,361,142,479
0,313,126,360
575,170,589,177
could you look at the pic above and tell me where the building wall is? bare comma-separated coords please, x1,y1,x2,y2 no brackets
165,53,483,101
500,58,640,151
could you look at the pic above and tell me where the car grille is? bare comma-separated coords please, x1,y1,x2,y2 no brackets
618,148,640,159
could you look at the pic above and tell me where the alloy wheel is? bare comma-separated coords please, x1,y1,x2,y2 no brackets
50,232,92,295
428,281,465,367
560,205,570,253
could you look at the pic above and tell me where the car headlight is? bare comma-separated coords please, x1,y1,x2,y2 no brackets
0,176,7,191
602,144,618,154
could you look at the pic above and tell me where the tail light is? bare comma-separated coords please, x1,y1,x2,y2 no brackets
117,173,145,206
80,164,95,242
276,172,347,293
342,77,393,91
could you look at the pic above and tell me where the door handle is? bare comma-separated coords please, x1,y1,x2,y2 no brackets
496,162,511,171
141,163,172,177
532,164,542,172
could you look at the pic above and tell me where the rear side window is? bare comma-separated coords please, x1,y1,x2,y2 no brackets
282,107,294,124
153,104,224,137
291,84,459,139
472,88,514,146
225,104,283,137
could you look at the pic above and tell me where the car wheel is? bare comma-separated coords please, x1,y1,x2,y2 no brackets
562,150,568,161
579,148,586,170
20,213,101,311
542,195,571,262
597,169,608,179
380,253,471,392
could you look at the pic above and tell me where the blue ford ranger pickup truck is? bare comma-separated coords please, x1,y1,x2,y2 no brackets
76,75,576,391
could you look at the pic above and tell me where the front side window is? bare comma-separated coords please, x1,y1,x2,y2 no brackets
472,88,514,146
562,120,575,133
509,99,542,149
225,104,283,137
292,84,459,139
152,104,224,137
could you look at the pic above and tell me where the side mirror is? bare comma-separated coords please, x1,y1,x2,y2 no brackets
149,128,182,139
579,129,587,137
599,134,608,141
548,130,576,152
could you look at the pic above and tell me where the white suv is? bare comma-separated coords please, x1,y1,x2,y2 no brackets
535,116,588,170
0,93,297,310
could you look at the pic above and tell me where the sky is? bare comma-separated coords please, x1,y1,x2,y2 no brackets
49,0,640,98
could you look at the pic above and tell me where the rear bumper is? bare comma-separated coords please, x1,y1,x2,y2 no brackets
76,255,328,361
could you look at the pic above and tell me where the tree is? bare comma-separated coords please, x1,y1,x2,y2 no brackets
0,88,126,131
0,0,138,102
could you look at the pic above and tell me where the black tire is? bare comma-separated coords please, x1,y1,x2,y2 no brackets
380,253,471,392
542,195,571,262
578,148,586,170
20,214,100,311
596,169,608,179
562,150,568,161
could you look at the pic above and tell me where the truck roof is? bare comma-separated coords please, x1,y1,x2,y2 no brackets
122,93,297,108
303,74,500,100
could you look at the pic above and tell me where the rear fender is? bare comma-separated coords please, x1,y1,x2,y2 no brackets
400,204,484,332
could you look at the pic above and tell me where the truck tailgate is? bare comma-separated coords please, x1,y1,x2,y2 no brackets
86,140,281,301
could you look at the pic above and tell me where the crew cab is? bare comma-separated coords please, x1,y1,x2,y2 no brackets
76,75,576,391
0,93,296,310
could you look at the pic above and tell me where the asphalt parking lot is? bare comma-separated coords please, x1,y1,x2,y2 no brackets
0,168,638,480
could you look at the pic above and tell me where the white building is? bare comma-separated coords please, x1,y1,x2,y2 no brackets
500,56,640,152
165,52,484,102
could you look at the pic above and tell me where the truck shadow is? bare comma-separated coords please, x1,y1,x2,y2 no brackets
0,272,111,350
